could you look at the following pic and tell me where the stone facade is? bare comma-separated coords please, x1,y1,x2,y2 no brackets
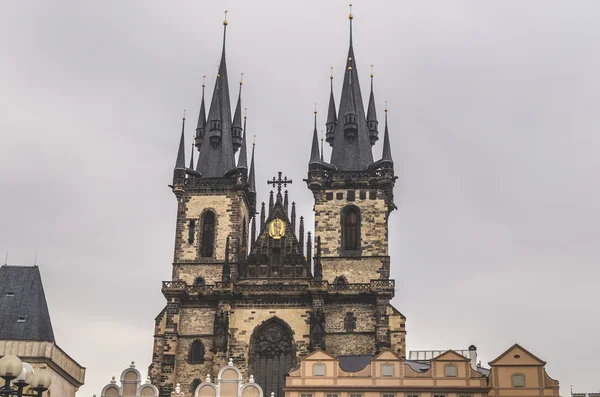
150,165,401,397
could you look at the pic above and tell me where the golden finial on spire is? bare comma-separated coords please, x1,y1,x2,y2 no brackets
385,101,388,112
253,135,256,145
349,4,353,20
202,75,206,88
240,72,244,85
314,103,317,115
370,64,374,78
182,108,186,120
244,107,247,119
223,10,228,26
330,66,334,79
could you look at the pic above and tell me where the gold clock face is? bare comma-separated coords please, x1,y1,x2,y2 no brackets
268,218,286,239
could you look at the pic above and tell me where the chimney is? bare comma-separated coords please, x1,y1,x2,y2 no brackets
468,345,477,370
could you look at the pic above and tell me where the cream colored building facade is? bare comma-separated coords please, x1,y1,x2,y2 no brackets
285,345,559,397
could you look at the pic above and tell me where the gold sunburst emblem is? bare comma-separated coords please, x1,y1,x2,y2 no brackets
268,218,286,239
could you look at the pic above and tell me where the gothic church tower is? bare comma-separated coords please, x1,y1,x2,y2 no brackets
150,9,406,397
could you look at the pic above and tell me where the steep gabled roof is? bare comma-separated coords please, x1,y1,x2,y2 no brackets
0,265,55,342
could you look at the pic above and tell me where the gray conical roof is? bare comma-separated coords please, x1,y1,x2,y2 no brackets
329,17,374,170
196,23,236,177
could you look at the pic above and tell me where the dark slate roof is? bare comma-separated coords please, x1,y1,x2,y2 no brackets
477,366,490,376
0,265,55,342
405,360,431,372
338,355,373,372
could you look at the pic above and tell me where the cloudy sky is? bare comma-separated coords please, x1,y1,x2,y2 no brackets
1,1,599,395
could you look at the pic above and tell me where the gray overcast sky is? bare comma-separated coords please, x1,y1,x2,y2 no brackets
1,1,599,395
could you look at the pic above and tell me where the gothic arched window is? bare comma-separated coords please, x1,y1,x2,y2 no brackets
201,211,216,257
188,340,205,363
341,206,361,252
249,318,295,397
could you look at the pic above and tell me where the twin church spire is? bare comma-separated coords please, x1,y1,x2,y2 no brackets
175,6,393,181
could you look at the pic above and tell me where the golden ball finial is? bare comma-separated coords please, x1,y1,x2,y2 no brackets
253,135,256,145
202,74,206,88
244,107,247,119
330,66,334,79
385,101,388,112
240,72,244,85
349,3,353,19
223,10,228,25
370,64,374,78
182,108,186,119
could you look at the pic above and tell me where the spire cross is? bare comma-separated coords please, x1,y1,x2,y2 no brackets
267,172,293,194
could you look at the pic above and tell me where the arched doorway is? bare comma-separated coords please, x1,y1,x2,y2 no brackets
249,318,295,397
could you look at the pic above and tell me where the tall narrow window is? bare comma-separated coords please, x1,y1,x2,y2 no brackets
188,220,196,244
189,340,205,363
242,218,247,247
201,212,215,257
344,312,356,332
342,206,360,252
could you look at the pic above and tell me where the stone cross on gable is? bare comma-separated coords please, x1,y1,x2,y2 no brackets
267,172,292,194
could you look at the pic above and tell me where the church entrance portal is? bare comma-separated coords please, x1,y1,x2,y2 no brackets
248,318,296,397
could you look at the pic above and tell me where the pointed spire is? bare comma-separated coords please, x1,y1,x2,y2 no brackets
222,235,231,283
291,202,296,234
195,75,207,150
189,141,195,169
381,104,393,168
268,191,274,215
175,109,186,170
237,107,248,170
320,131,324,161
298,216,304,256
283,190,289,214
309,107,321,169
197,12,236,177
328,5,374,170
248,136,256,193
367,64,379,145
260,202,266,232
349,4,354,46
232,74,244,153
326,67,337,145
